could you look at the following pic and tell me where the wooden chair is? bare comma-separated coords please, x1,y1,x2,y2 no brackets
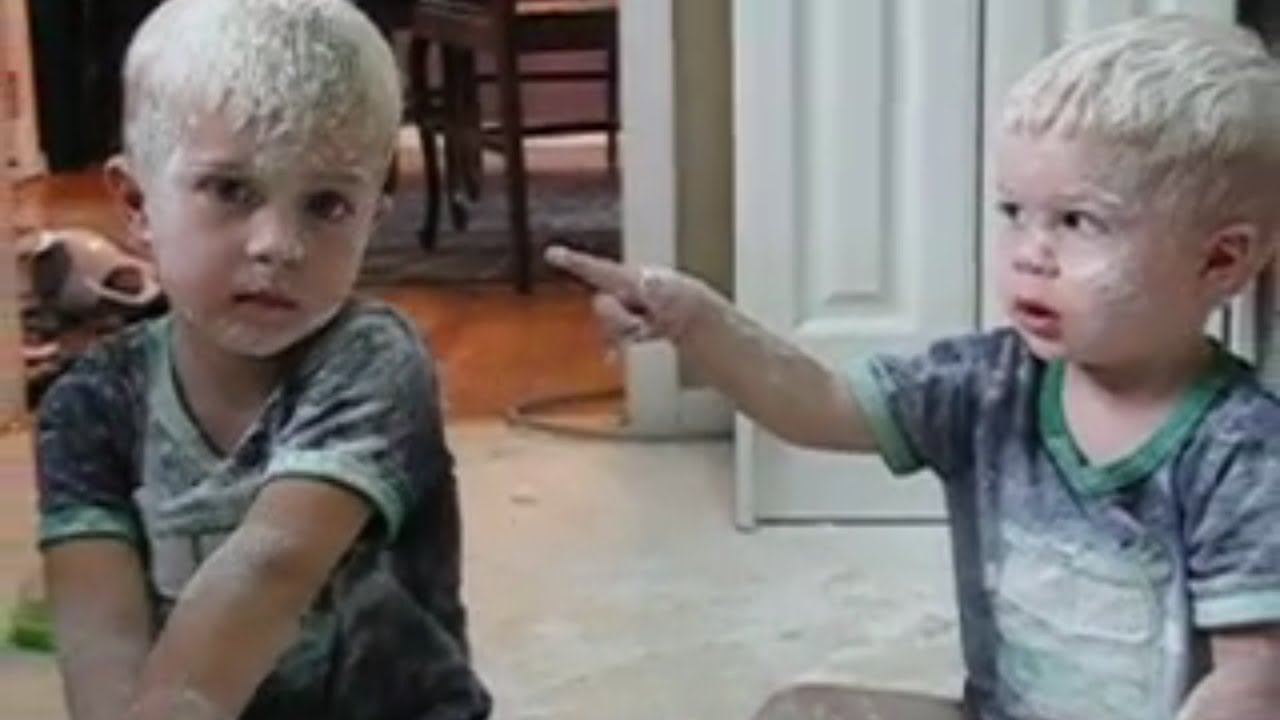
408,0,619,293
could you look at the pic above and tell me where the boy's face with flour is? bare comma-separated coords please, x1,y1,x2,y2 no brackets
109,0,401,358
991,16,1280,372
994,131,1220,366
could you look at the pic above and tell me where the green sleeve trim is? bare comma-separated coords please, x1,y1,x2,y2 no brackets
265,451,408,539
845,357,923,476
1194,590,1280,628
38,506,141,549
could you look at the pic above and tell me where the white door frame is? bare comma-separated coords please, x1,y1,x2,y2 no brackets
619,0,733,437
1,0,46,179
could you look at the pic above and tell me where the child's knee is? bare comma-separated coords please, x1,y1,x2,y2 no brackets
752,684,963,720
752,684,871,720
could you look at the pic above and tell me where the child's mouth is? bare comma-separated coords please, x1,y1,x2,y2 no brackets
233,291,300,311
1012,299,1062,339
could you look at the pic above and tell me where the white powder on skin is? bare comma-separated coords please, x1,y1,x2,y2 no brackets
146,526,306,718
123,0,400,186
633,267,813,391
132,687,228,720
1056,238,1146,342
52,605,150,720
176,290,345,359
178,523,305,605
580,252,823,393
618,264,849,440
120,0,397,358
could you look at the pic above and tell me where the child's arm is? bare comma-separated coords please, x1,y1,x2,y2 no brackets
132,307,451,719
129,479,369,720
1176,626,1280,720
1179,432,1280,720
35,351,156,720
43,540,152,720
546,247,877,452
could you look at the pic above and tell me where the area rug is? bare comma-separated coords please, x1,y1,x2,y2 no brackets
360,138,621,288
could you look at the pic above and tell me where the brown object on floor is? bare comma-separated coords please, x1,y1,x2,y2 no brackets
408,0,620,293
13,170,621,420
752,685,967,720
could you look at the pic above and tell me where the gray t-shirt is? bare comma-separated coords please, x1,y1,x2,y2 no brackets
847,329,1280,720
36,299,490,718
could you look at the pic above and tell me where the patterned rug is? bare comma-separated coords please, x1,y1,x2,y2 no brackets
359,138,621,287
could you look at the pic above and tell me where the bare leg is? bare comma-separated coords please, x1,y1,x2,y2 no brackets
753,684,965,720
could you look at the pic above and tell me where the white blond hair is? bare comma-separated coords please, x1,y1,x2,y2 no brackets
122,0,401,183
1003,14,1280,233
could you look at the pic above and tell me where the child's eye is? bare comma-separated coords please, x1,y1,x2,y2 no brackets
996,200,1022,223
198,176,260,209
1060,209,1107,235
305,191,355,222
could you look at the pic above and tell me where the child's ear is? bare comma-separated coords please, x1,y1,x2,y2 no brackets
1201,221,1265,300
104,155,152,246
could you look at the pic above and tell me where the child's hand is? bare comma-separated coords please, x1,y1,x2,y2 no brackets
544,246,712,347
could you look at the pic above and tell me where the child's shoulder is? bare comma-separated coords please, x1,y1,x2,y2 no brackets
883,326,1033,378
1197,360,1280,448
41,317,163,399
294,297,430,372
1171,355,1280,492
280,297,439,407
311,296,423,349
921,326,1028,361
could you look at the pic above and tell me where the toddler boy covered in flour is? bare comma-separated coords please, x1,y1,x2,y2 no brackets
34,0,491,718
550,14,1280,720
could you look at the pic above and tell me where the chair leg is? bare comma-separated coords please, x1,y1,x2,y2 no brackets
460,49,483,201
409,37,442,251
495,38,532,293
442,46,471,232
606,34,620,173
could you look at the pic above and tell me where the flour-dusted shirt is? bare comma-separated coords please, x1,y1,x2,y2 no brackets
35,299,491,719
848,329,1280,720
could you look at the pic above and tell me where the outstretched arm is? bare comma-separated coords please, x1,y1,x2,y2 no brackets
547,247,877,452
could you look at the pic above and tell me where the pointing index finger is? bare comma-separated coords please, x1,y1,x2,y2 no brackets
544,245,639,297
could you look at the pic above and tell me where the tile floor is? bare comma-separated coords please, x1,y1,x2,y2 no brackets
0,423,963,720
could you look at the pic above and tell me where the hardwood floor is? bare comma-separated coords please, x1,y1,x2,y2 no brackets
14,170,621,420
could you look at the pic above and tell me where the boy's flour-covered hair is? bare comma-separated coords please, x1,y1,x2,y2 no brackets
1002,14,1280,233
121,0,402,182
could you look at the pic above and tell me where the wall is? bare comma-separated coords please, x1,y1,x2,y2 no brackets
1241,0,1280,385
0,98,24,424
673,0,733,386
674,0,733,297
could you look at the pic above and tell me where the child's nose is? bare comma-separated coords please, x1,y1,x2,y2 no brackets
245,210,305,266
1010,227,1058,278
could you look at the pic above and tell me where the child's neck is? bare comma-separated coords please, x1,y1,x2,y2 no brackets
1071,339,1213,402
1063,339,1214,466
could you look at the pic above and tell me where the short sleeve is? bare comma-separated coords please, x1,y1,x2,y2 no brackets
265,308,448,541
845,331,1021,478
1186,437,1280,629
35,355,142,549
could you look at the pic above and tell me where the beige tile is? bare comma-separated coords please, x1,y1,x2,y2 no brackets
0,423,962,720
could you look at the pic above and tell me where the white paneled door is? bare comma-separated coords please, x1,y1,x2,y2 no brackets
732,0,982,525
733,0,1238,527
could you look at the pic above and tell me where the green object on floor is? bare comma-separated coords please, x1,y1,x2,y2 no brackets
6,599,55,653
